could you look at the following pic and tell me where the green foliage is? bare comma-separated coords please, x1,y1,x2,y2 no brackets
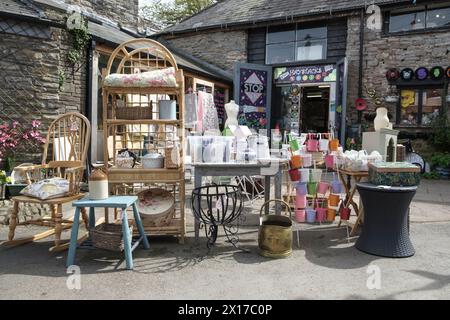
422,171,440,180
430,152,450,168
67,21,91,67
0,170,11,184
140,0,216,28
58,69,65,91
429,114,450,153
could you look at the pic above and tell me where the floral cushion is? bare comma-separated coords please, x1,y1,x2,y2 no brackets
20,178,70,200
103,67,178,88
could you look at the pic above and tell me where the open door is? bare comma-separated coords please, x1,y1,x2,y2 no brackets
234,62,272,132
336,58,348,147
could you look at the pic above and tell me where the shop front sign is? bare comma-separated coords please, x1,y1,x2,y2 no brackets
389,66,450,82
274,65,337,84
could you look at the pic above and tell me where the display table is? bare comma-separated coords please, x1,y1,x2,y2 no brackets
337,169,369,236
355,183,417,258
192,160,286,240
67,196,150,270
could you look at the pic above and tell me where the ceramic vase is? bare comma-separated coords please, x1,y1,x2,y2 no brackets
374,107,390,131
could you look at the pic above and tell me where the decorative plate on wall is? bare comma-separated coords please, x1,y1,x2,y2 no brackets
386,68,400,81
400,68,414,81
446,66,450,79
355,98,367,111
430,66,444,80
415,67,429,81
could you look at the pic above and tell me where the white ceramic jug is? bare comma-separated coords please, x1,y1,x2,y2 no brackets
374,107,390,131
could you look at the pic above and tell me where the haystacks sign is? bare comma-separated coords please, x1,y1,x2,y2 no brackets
274,65,337,84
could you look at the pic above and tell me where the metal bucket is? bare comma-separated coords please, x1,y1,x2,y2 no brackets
258,199,293,259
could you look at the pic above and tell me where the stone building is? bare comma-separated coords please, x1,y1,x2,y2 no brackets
0,0,232,164
155,0,450,150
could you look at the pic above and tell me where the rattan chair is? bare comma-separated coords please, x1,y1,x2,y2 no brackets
3,112,91,252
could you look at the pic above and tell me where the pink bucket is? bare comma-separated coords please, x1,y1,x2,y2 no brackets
307,134,319,152
295,194,307,209
301,154,313,168
316,208,327,222
295,209,306,223
317,182,330,195
325,154,335,169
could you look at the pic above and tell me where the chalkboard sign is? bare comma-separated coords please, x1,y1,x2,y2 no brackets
214,87,225,130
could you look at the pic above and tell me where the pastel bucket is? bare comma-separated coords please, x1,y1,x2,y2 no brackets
306,209,316,223
301,154,312,167
339,207,351,220
325,154,335,169
296,182,307,195
317,181,330,195
327,209,337,222
295,194,307,209
290,139,300,152
331,180,343,194
288,169,300,181
299,169,309,183
307,182,317,195
290,155,302,169
328,194,340,207
329,139,339,152
295,209,306,223
310,169,322,182
307,137,319,152
316,208,327,222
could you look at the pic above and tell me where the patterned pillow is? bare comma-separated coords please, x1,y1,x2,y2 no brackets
103,67,178,88
21,178,70,200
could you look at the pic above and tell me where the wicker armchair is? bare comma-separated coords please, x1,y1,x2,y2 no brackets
3,112,91,252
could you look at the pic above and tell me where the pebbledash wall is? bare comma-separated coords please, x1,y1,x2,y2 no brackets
65,0,139,29
161,30,248,72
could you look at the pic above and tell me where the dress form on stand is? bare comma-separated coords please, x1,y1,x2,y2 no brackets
224,100,239,129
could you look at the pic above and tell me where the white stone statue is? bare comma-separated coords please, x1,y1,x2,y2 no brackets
374,107,390,132
224,100,239,128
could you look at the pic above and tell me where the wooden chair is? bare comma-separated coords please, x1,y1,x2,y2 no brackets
3,112,91,252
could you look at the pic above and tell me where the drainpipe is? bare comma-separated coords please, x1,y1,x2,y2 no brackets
358,8,365,125
85,39,95,174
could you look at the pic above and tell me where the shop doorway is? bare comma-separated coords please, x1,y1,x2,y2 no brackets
300,86,329,133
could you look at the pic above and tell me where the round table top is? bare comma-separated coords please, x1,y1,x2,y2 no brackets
356,182,418,193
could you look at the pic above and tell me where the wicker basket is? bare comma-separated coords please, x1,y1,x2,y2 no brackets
115,107,152,120
91,223,133,252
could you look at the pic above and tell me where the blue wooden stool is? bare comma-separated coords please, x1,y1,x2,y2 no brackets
67,196,150,270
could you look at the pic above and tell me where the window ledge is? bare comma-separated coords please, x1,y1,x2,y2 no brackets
382,26,450,38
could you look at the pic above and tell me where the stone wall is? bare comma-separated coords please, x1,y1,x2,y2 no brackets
160,30,248,72
0,23,86,164
65,0,139,28
346,15,450,126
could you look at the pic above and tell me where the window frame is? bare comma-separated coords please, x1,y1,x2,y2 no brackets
265,24,328,65
396,85,445,127
385,2,450,35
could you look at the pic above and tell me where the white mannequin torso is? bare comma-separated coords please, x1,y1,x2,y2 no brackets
224,100,239,128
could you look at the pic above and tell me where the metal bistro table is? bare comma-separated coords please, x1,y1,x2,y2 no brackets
356,183,417,258
192,160,286,240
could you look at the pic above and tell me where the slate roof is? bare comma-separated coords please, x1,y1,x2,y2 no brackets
160,0,413,34
0,0,45,19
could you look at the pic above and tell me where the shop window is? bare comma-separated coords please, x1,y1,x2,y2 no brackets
296,27,327,61
388,3,450,33
398,88,442,126
266,25,327,64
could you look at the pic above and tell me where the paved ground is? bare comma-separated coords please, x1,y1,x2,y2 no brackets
0,179,449,300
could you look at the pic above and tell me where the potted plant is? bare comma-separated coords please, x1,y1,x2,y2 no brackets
0,170,11,199
430,152,450,179
0,120,46,172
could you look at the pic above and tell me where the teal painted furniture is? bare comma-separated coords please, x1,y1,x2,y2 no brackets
67,196,150,270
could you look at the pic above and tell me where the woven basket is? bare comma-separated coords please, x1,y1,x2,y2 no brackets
91,223,133,252
115,107,152,120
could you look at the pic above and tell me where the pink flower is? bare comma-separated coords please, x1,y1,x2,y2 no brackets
31,120,41,128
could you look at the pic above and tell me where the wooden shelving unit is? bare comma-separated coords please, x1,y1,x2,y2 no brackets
102,39,185,243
